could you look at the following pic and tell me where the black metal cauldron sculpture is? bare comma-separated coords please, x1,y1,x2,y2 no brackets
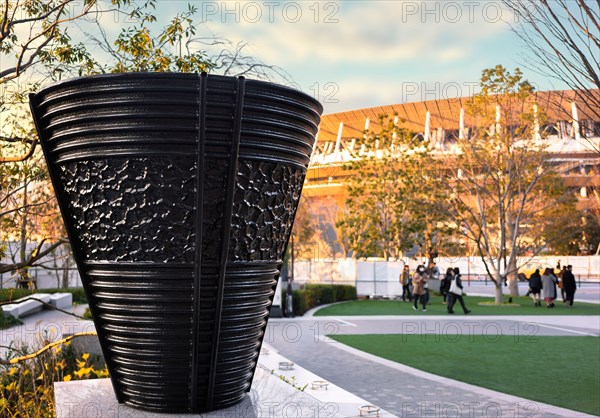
29,73,322,413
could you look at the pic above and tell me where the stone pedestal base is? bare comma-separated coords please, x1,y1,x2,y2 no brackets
55,366,338,417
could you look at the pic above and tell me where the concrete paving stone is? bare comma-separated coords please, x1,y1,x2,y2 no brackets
265,318,594,417
2,302,597,418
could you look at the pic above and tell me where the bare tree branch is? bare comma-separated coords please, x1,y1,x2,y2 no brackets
0,137,37,163
0,238,67,274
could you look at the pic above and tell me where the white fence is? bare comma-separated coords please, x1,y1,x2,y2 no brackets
293,256,600,296
0,267,82,290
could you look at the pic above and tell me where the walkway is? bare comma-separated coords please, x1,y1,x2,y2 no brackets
265,315,599,417
2,303,598,417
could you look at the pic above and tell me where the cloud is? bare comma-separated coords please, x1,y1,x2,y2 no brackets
193,1,510,66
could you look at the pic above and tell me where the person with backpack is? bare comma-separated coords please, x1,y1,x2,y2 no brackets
440,267,453,303
447,267,471,314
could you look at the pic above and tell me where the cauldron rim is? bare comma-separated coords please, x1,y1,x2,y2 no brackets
29,71,323,115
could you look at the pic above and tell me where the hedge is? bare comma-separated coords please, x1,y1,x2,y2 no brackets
0,287,88,304
0,287,88,330
281,284,357,316
42,288,88,304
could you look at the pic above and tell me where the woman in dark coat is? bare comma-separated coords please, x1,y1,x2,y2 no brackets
562,265,577,307
441,267,453,303
528,269,543,307
447,267,471,314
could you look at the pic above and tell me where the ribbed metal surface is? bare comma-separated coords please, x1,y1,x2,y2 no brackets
29,73,322,413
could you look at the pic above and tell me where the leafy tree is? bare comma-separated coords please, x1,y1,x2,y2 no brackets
336,115,453,261
289,195,317,260
1,0,285,282
442,66,573,302
542,204,600,255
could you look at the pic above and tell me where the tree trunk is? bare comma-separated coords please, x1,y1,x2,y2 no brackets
506,213,520,297
507,256,520,297
19,183,28,264
61,266,69,288
494,276,504,304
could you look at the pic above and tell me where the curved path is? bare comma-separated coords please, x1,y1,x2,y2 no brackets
264,314,599,417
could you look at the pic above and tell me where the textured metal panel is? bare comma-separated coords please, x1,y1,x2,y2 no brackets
29,72,322,413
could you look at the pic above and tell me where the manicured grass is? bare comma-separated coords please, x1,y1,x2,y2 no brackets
314,295,600,316
331,334,600,415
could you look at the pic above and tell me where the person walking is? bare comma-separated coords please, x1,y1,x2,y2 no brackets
541,267,557,308
559,265,567,302
528,269,543,307
562,265,577,307
400,265,412,302
412,265,428,312
440,267,453,303
447,267,471,314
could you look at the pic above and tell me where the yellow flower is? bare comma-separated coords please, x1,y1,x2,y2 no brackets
82,353,90,361
36,372,44,380
8,367,17,376
63,375,71,382
76,360,86,368
6,381,17,391
92,369,109,378
74,367,92,378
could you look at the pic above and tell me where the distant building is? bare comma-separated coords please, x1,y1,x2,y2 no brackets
304,90,600,257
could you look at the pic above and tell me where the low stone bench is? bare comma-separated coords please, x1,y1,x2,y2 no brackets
50,293,73,310
1,303,20,318
2,293,51,318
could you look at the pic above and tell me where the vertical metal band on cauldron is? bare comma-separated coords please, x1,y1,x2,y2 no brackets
29,73,322,413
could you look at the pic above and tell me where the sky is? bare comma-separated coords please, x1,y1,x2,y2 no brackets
1,0,576,116
147,0,571,115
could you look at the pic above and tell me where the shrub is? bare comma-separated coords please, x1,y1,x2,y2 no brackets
41,288,87,304
282,284,358,316
281,289,306,316
0,309,22,330
335,285,357,301
0,288,33,303
0,337,107,417
292,290,306,316
0,287,87,304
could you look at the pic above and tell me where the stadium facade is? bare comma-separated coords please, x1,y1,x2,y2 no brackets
303,90,600,257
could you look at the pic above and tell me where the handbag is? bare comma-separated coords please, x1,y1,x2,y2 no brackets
449,278,462,295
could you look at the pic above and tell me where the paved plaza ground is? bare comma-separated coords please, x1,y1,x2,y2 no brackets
1,287,599,417
265,314,599,417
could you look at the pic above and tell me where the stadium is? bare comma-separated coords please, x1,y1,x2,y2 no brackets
302,89,600,258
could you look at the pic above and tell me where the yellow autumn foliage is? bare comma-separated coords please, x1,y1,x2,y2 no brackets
1,341,108,417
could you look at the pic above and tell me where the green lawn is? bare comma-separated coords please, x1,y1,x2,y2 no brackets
331,334,600,415
314,295,600,316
